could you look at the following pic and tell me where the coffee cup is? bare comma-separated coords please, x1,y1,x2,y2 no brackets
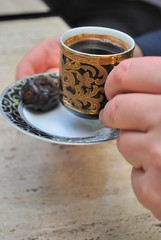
59,26,135,119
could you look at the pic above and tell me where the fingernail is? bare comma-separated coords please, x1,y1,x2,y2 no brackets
106,93,112,100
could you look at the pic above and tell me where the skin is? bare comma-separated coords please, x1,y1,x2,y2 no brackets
99,57,161,220
16,36,60,80
16,36,161,219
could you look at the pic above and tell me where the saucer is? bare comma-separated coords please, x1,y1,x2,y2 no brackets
0,72,118,145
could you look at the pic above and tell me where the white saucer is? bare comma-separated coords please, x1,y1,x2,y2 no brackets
0,72,118,145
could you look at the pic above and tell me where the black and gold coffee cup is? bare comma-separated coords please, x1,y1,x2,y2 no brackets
59,26,135,119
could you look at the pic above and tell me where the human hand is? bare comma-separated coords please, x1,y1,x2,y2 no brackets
99,56,161,219
16,35,60,80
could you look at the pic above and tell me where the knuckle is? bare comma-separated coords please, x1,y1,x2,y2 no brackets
106,95,121,126
140,170,161,212
116,131,128,154
113,60,128,86
148,143,161,169
116,131,124,152
147,186,161,214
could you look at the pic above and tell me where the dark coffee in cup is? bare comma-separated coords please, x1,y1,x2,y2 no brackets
64,33,128,55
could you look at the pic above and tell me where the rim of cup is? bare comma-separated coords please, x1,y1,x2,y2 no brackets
60,26,135,56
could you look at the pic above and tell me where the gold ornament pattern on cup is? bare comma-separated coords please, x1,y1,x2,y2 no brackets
59,39,133,118
59,55,109,117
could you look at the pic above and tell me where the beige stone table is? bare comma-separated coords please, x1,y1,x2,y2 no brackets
0,0,49,15
0,17,161,240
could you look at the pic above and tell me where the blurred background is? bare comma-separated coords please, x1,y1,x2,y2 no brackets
0,0,50,18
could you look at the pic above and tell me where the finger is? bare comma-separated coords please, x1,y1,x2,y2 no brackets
131,168,161,220
117,126,161,171
105,57,161,99
16,36,60,80
99,93,161,131
117,130,148,170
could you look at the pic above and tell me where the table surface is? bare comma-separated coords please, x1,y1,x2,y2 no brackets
0,12,161,240
0,0,49,15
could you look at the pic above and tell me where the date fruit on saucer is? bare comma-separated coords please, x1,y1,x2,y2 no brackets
21,75,60,111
